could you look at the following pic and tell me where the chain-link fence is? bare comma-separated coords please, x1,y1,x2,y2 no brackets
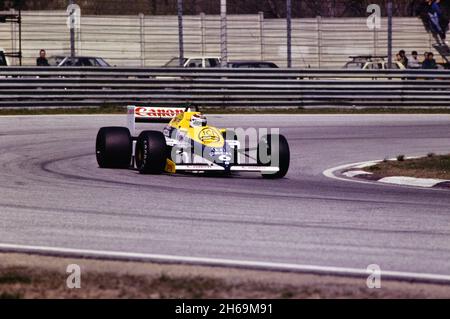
0,8,447,68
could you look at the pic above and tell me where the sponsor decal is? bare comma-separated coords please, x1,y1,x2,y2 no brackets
209,148,225,157
198,128,221,144
135,107,185,119
209,148,232,162
179,165,216,170
218,155,232,162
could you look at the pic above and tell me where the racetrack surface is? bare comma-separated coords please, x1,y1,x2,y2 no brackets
1,114,450,279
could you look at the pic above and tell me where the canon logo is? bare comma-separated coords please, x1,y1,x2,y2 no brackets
135,107,184,118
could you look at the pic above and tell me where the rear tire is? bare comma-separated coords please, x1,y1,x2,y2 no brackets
96,127,132,169
135,131,167,174
257,134,290,179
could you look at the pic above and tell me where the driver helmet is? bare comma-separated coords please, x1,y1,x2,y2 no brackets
190,113,207,127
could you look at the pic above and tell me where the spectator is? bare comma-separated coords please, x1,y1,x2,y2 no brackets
427,0,447,43
398,50,409,68
36,49,49,66
408,51,421,68
417,0,433,33
422,52,438,69
436,0,450,41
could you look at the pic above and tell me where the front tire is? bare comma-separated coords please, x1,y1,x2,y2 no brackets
257,134,290,179
96,127,132,169
135,131,167,174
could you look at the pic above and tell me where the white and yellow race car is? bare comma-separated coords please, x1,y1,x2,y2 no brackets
95,106,290,179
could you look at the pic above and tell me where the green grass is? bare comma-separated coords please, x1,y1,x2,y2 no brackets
0,292,24,299
2,106,450,116
368,154,450,179
0,270,32,284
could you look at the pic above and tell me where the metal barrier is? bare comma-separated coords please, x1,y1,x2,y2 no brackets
0,67,450,108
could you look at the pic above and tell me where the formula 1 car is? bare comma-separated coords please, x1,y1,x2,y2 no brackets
95,106,290,179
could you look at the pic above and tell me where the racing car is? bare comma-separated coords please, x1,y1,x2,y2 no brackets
95,106,290,179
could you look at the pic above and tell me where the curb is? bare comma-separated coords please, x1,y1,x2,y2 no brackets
340,158,450,189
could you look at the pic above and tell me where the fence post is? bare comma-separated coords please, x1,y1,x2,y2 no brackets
317,16,322,69
259,11,265,60
77,13,82,56
220,0,228,67
139,13,145,67
177,0,184,66
200,12,206,56
373,18,378,56
387,1,393,69
286,0,292,68
69,0,76,58
10,9,17,65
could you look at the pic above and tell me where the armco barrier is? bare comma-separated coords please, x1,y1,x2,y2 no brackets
0,67,449,108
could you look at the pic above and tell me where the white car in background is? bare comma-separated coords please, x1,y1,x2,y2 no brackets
164,56,221,68
48,55,111,67
344,56,406,70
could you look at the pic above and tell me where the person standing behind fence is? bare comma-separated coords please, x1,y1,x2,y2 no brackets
427,0,447,43
408,51,421,69
417,0,432,32
436,0,450,42
36,49,49,66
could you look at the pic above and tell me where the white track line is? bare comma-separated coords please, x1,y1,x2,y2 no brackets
1,243,450,284
323,157,449,191
323,160,381,186
342,170,373,178
379,176,446,188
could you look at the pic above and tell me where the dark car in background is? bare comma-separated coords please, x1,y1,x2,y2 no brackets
48,56,111,67
228,61,279,68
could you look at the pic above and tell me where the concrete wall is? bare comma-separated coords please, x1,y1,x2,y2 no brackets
0,10,441,68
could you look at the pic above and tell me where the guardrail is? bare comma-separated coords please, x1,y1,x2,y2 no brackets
0,67,450,108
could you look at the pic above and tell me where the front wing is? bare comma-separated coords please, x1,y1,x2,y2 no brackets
173,163,279,173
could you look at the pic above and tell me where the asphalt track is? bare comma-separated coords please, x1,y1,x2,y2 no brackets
1,114,450,281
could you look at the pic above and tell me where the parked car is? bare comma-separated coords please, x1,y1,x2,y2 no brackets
228,61,279,68
164,56,221,68
48,56,111,67
344,55,405,70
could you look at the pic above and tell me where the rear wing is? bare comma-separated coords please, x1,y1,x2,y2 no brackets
127,105,192,135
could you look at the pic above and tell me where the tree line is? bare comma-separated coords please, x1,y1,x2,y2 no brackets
1,0,448,17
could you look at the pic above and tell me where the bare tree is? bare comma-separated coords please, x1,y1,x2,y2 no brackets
5,0,445,17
